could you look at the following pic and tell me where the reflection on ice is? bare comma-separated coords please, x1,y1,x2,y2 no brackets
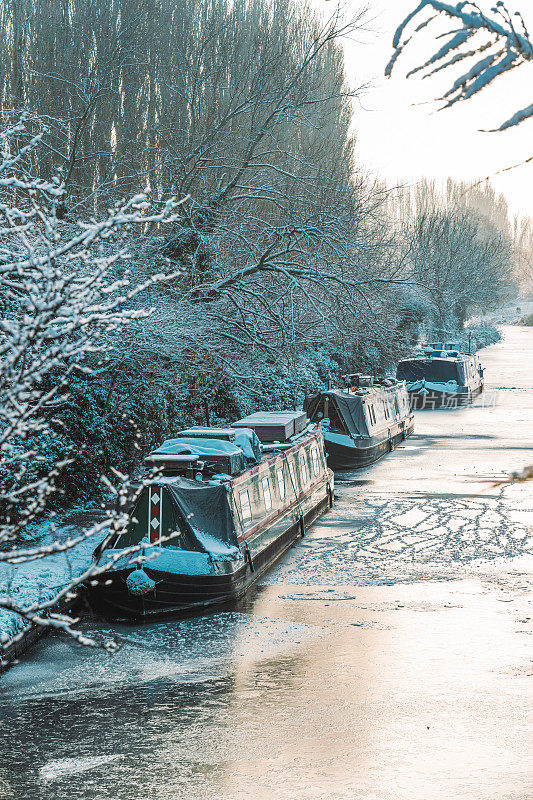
0,612,324,702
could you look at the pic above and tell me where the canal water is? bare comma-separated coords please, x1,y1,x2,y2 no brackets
1,326,532,800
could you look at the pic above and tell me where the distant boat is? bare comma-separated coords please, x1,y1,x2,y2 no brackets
397,342,484,409
303,375,414,470
86,413,333,620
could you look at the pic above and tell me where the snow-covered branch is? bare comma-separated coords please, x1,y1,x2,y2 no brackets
387,1,533,131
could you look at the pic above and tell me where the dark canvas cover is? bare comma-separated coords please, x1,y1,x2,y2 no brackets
304,391,369,437
165,478,239,552
329,391,369,436
397,359,459,383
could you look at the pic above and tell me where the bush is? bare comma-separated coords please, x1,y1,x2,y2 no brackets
232,351,343,413
462,321,501,350
5,369,190,511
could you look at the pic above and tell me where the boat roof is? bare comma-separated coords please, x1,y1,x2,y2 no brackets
399,350,475,363
145,422,320,481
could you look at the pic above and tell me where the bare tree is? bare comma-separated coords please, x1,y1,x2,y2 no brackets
512,216,533,287
0,1,363,211
0,116,185,653
403,205,513,330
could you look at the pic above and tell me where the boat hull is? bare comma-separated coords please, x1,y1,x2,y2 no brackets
85,478,332,621
408,384,483,409
324,417,414,471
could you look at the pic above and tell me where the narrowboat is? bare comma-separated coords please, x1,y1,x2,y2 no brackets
86,413,333,620
303,374,414,470
397,343,484,409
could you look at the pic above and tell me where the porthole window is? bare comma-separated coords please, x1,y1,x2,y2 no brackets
261,477,272,512
239,489,252,523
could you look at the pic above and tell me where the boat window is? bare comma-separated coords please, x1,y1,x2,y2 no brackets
288,460,297,493
300,451,309,485
311,446,320,476
276,468,286,501
394,397,400,417
262,477,272,512
239,489,252,524
397,359,459,383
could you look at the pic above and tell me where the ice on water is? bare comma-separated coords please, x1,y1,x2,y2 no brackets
39,754,122,781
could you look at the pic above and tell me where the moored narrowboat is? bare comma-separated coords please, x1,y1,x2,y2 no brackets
303,375,414,470
86,414,333,620
397,343,484,409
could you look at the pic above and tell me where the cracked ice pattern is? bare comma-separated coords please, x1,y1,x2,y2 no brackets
352,495,532,563
264,489,533,586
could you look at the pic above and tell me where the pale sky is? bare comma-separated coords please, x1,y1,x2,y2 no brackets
333,0,533,219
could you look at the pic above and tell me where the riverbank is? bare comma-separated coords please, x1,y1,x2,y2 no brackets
0,509,105,668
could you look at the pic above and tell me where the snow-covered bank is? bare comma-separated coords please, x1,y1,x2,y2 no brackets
0,511,105,665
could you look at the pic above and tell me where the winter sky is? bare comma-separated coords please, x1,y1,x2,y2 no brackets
330,0,533,219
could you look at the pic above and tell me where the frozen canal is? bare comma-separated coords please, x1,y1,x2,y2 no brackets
1,326,532,800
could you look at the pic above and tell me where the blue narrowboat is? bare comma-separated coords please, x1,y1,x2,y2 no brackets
397,343,484,408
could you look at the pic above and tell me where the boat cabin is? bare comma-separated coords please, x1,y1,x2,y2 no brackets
304,376,414,469
87,414,334,619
